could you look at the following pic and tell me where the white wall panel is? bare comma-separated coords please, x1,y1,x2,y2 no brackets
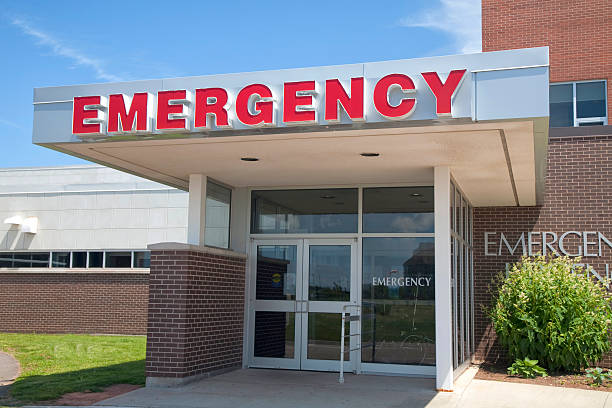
167,207,188,228
166,228,187,242
0,166,189,250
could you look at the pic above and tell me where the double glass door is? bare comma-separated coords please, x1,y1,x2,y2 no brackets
249,239,358,372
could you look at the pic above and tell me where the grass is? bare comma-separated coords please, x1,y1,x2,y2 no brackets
0,333,146,404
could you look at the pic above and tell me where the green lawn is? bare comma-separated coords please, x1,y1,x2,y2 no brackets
0,333,146,404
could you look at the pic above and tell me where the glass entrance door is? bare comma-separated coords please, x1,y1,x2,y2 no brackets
249,239,357,372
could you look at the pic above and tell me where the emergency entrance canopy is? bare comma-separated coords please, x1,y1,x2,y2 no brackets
33,47,549,206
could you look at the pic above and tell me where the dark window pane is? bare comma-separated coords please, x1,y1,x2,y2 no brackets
88,252,103,268
256,245,297,300
579,121,604,126
254,312,295,358
455,189,462,238
0,253,13,267
362,238,435,365
133,251,150,268
308,245,351,301
307,313,349,361
12,253,31,267
205,181,231,248
105,252,132,268
576,81,606,118
549,84,573,127
251,189,358,234
450,184,456,233
363,187,434,233
52,252,70,268
8,252,50,268
72,252,87,268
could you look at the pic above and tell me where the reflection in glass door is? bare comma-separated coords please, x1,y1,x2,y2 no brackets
249,239,357,372
251,241,302,369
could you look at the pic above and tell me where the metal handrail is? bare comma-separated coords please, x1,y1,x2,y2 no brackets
339,304,361,384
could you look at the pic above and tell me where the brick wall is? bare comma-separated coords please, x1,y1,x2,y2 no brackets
0,272,148,334
146,245,246,383
482,0,612,120
473,131,612,366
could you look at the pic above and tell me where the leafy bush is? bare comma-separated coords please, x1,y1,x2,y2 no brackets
507,357,548,378
491,256,612,372
586,367,612,386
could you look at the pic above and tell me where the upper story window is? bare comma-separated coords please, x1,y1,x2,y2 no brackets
550,80,608,127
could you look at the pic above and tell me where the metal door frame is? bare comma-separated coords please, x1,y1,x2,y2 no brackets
247,238,359,372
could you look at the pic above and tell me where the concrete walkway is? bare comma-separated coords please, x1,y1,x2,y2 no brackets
26,367,612,408
0,351,20,397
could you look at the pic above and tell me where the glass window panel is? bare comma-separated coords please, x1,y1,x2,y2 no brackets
72,252,87,268
579,121,605,126
308,245,351,301
133,251,150,268
104,252,131,268
462,198,468,242
362,238,435,365
576,81,606,118
256,245,297,300
254,311,295,358
458,242,465,364
31,253,50,267
307,313,349,361
88,252,103,268
12,253,30,267
456,189,462,239
51,252,70,268
469,206,473,246
450,184,456,233
205,181,231,248
363,187,434,233
10,252,50,268
0,253,13,268
251,189,358,234
452,237,458,368
549,84,574,127
464,245,471,357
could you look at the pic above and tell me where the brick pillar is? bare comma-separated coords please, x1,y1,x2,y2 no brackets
145,243,247,387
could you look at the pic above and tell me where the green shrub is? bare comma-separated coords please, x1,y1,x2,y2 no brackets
507,357,548,378
586,367,612,386
491,256,612,372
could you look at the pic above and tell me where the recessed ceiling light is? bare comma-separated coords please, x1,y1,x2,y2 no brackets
360,152,380,157
241,157,259,162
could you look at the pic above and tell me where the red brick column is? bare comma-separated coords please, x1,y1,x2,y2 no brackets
145,243,247,386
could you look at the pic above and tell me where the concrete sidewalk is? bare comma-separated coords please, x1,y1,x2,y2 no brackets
0,351,20,398
27,367,612,408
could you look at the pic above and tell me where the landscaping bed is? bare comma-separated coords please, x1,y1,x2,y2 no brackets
0,333,146,406
475,362,612,392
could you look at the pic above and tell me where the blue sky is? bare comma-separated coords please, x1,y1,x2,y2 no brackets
0,0,481,168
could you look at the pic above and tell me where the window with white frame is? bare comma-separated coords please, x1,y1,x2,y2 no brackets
0,250,150,269
550,80,608,127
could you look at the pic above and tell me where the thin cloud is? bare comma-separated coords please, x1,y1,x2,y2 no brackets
10,17,122,82
400,0,482,54
0,117,25,130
